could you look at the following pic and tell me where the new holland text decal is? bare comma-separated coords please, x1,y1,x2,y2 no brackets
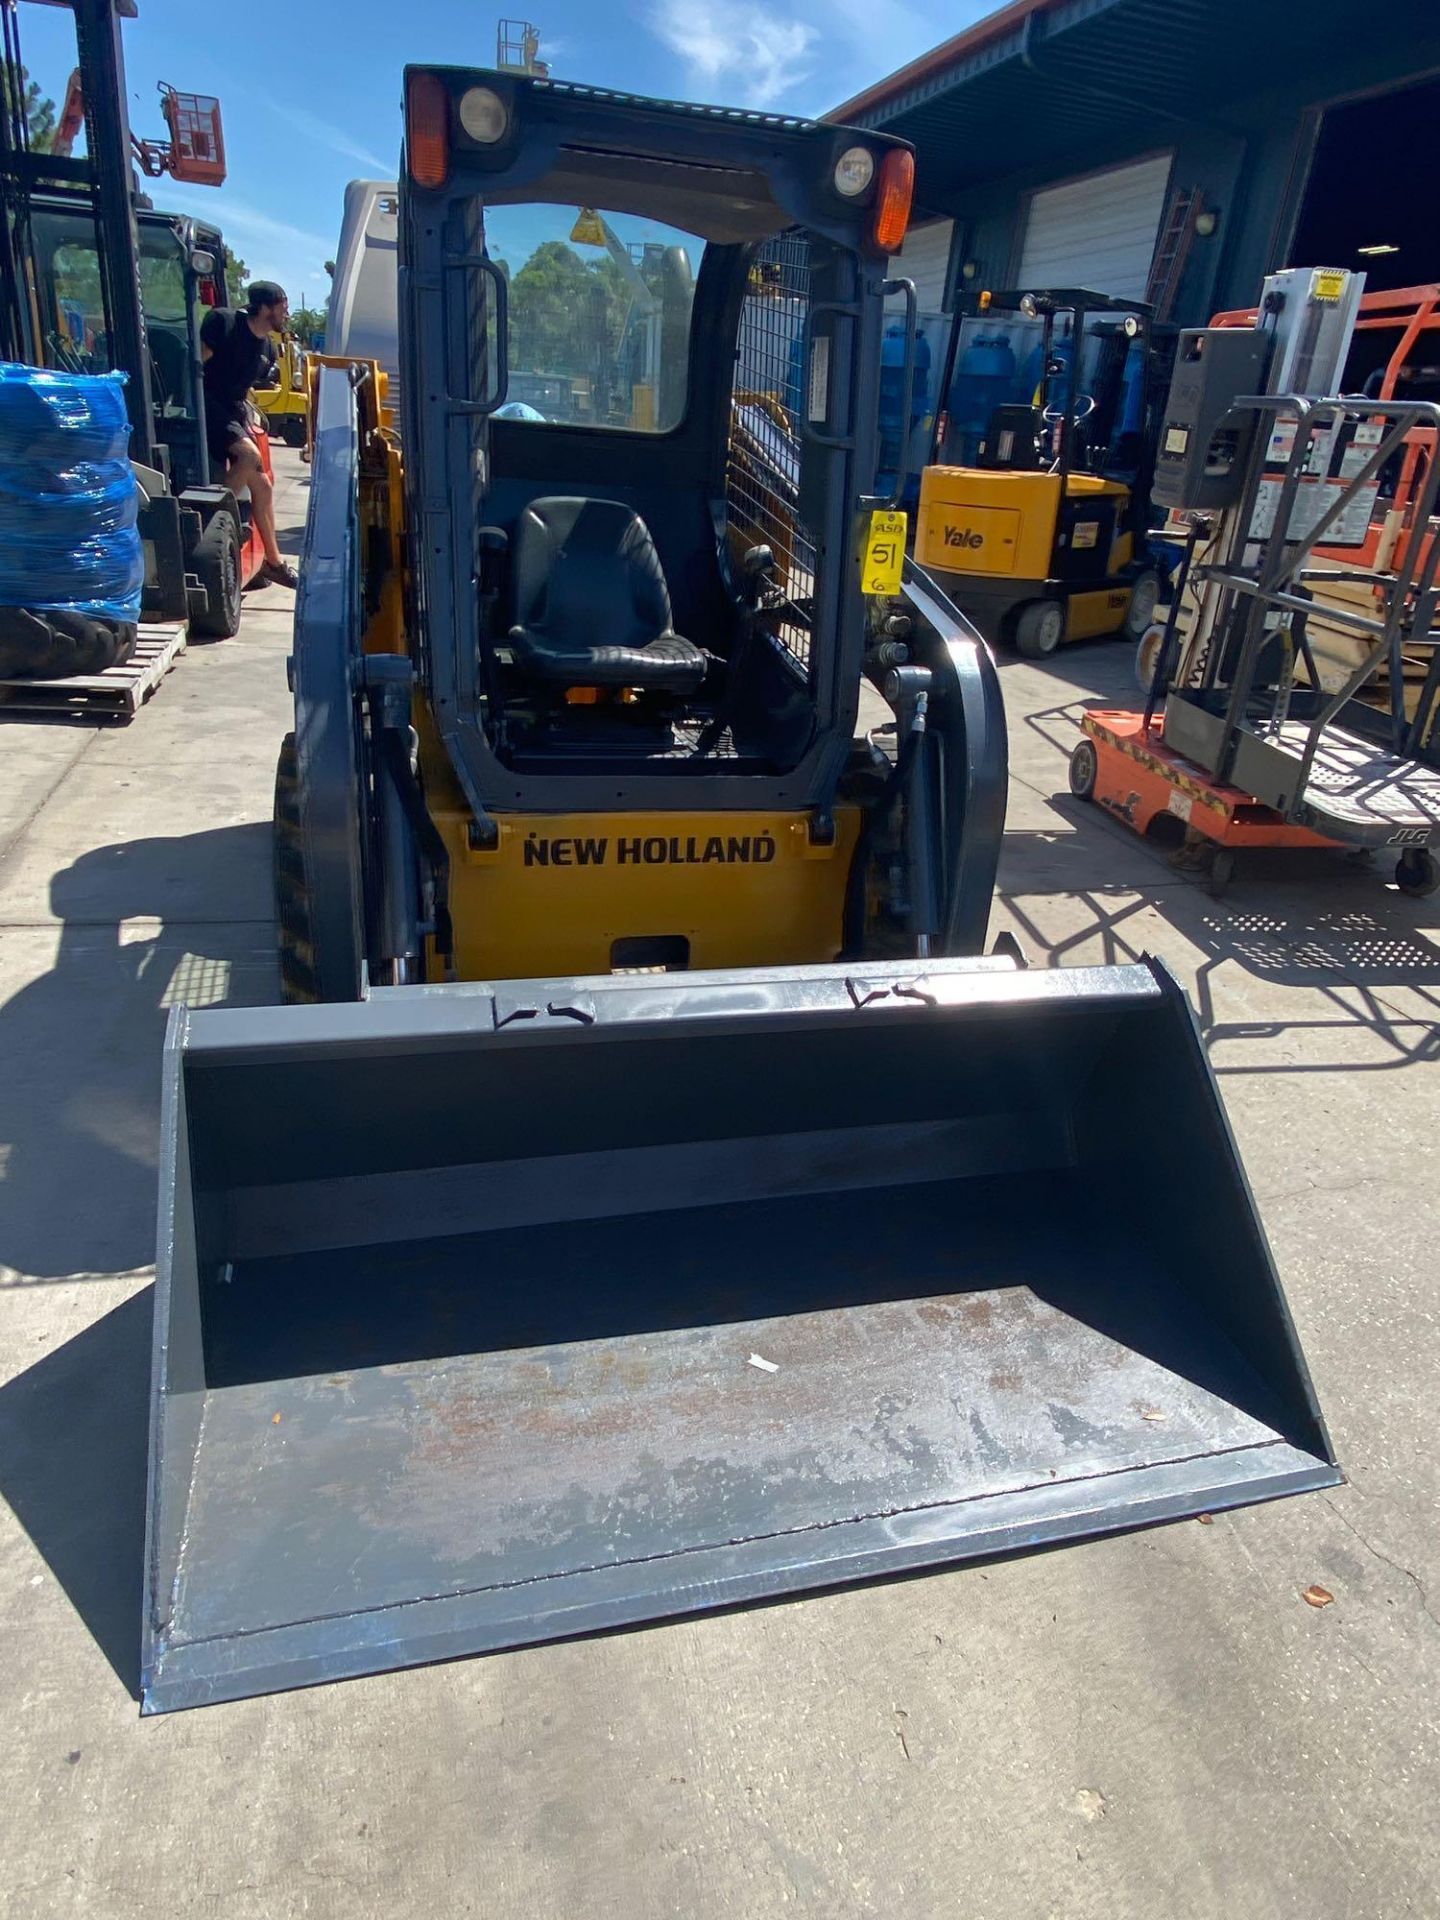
523,832,778,868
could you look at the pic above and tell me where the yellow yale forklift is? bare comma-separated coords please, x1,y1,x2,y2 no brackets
138,69,1338,1713
917,289,1161,657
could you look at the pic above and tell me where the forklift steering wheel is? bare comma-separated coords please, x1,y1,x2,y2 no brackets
1043,392,1096,424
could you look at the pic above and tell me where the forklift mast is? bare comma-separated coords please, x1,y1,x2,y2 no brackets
2,1,225,464
1,1,153,454
933,288,1152,506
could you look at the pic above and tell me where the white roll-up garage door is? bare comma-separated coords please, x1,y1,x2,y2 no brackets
1017,153,1172,301
887,218,954,314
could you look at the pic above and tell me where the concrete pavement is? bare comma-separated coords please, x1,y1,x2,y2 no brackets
0,449,1436,1917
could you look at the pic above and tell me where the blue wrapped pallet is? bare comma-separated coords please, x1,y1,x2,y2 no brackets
0,362,142,619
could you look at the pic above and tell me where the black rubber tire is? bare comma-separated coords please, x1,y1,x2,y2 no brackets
273,731,320,1003
1014,599,1065,658
277,414,306,448
1121,570,1162,643
1134,622,1166,693
1394,847,1440,897
0,606,133,678
189,510,243,639
1068,737,1098,800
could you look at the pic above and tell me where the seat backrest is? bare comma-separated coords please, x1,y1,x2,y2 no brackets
978,405,1042,471
149,326,190,411
511,497,673,647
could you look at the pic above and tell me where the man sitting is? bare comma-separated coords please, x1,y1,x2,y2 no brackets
200,279,299,590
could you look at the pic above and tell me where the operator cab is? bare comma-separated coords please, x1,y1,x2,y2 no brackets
399,69,916,809
937,288,1149,484
466,196,725,763
28,197,227,490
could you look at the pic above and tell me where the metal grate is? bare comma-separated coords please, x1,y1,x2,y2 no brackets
726,233,816,675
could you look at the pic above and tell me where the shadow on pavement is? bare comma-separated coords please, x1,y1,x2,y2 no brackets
0,1288,151,1698
994,635,1141,698
0,824,276,1281
995,647,1440,1077
1002,877,1440,1076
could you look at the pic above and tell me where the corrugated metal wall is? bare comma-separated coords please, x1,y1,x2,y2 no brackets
887,219,955,312
1016,153,1173,299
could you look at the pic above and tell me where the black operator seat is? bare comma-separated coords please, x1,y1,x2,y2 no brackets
507,496,707,694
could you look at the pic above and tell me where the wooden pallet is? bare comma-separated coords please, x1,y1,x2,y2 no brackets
0,620,187,723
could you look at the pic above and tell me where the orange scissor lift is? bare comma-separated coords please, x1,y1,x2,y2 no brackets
1071,281,1440,896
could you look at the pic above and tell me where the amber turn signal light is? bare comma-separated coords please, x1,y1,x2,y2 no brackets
872,148,914,254
407,71,450,190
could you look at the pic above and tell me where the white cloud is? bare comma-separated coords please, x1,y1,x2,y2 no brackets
644,0,972,115
156,185,334,262
647,0,818,109
266,103,394,177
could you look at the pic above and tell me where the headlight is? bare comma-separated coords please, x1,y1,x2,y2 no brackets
833,146,875,198
458,86,508,144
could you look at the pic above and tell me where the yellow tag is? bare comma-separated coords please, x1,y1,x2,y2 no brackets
1311,268,1347,303
862,509,907,596
569,208,607,247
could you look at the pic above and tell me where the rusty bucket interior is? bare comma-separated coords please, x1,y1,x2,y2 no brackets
142,958,1337,1712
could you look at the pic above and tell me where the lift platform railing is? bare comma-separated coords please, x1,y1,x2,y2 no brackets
1166,394,1440,814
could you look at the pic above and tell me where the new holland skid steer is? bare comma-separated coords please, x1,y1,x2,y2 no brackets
142,68,1338,1712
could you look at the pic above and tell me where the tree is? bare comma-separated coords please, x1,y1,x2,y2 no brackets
1,63,57,151
225,253,250,303
508,242,638,374
508,240,594,372
291,301,325,345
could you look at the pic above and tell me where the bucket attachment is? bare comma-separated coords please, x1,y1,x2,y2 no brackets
143,958,1336,1712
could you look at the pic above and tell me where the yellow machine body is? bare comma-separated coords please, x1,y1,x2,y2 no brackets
434,794,862,979
407,693,857,980
917,466,1132,585
252,331,308,422
252,332,311,447
916,467,1143,648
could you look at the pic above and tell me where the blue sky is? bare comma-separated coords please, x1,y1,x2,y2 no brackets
16,0,989,300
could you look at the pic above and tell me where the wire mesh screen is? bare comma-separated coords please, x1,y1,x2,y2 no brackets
726,233,816,674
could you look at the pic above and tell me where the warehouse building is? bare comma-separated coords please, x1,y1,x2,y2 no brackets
836,0,1440,358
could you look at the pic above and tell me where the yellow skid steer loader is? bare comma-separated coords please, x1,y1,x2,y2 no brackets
141,68,1337,1713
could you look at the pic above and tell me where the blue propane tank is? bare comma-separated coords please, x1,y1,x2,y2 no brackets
947,329,1016,465
877,320,932,506
1119,338,1146,437
1019,333,1075,418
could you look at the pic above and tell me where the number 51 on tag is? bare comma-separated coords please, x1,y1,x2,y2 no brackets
862,509,908,597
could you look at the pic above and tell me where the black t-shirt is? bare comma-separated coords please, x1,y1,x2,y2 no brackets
200,308,276,420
